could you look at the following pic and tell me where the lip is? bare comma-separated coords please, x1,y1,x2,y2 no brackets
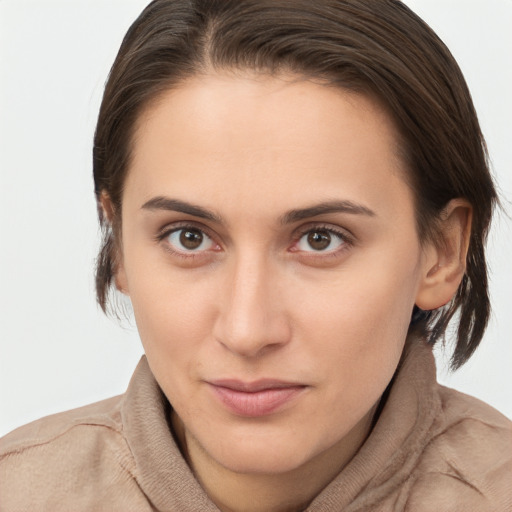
207,379,307,417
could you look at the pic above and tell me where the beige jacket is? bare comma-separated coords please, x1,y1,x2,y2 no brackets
1,341,511,511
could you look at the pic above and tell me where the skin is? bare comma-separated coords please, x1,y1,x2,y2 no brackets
109,73,471,512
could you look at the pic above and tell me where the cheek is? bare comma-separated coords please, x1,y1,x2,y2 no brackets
295,255,420,390
127,276,217,414
300,291,410,435
295,257,418,344
125,255,220,375
130,278,211,345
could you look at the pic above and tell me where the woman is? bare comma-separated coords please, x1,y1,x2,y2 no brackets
1,0,511,510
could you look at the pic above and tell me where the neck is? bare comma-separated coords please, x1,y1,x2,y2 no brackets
171,406,377,512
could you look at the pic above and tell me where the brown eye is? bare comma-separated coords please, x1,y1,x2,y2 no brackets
180,229,203,250
166,228,214,252
307,230,332,251
295,228,346,253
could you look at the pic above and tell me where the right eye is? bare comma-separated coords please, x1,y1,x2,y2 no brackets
165,227,216,254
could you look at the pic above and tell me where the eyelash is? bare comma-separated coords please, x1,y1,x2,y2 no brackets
155,222,354,260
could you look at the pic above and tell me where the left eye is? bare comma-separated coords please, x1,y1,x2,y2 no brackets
296,229,345,252
166,228,215,252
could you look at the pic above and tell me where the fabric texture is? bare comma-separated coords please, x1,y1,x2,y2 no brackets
1,341,511,511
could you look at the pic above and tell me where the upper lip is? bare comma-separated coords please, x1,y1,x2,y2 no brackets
208,379,306,392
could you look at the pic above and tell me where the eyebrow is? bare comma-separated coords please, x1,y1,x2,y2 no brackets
141,196,376,225
280,200,376,224
141,197,223,223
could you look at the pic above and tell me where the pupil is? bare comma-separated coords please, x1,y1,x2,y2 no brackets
180,229,203,250
307,231,331,251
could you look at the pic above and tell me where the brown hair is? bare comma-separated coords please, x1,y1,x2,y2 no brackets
93,0,497,370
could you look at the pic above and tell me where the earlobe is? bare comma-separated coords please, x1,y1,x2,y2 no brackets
115,260,130,296
415,199,472,311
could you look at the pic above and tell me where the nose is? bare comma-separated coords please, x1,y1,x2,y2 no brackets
212,254,291,358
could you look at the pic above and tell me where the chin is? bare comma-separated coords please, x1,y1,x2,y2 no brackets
196,423,328,475
217,443,313,475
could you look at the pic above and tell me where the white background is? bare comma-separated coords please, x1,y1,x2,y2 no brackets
1,0,511,436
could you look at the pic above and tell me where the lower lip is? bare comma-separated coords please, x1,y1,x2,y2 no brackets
209,385,306,417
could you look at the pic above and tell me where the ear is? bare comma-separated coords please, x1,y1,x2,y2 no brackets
99,192,130,296
415,199,472,311
99,190,116,224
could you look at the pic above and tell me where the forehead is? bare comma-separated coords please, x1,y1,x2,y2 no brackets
125,72,413,221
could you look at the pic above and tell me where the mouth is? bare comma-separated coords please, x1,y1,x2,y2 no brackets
207,379,308,417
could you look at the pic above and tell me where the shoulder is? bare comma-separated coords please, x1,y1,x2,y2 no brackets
407,386,512,512
0,394,124,455
0,396,150,511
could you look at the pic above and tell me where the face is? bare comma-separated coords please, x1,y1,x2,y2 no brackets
117,73,432,475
